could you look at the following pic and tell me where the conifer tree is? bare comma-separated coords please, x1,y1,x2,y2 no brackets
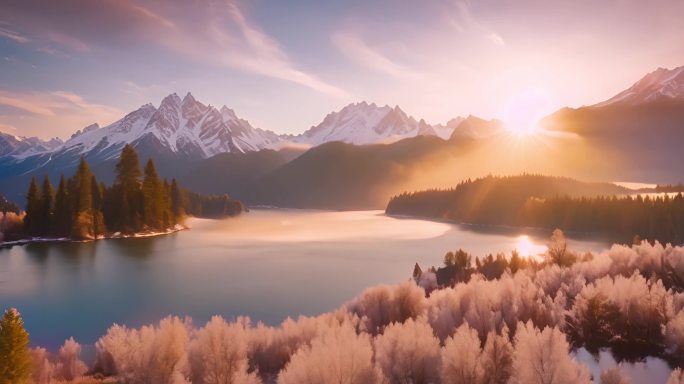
39,175,54,235
24,176,41,236
0,308,31,383
171,178,185,222
53,175,71,237
91,177,106,236
114,144,142,232
142,159,164,230
71,157,95,239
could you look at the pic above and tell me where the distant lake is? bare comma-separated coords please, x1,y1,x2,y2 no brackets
0,209,610,349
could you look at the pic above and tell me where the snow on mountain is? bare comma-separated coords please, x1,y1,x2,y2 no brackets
292,102,461,146
0,131,63,157
56,92,277,161
596,65,684,107
2,94,466,167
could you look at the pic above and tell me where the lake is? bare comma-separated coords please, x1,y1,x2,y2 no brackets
0,209,610,349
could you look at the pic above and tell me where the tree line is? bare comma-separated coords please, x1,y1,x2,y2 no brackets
386,174,684,244
19,144,243,240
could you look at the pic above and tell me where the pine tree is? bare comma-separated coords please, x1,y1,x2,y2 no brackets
114,144,142,232
24,176,41,236
0,308,31,384
142,159,164,230
53,175,71,237
170,178,185,223
39,175,54,235
70,157,95,239
91,178,106,237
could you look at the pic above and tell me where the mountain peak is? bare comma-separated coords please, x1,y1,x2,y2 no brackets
596,65,684,107
182,92,196,104
160,93,182,108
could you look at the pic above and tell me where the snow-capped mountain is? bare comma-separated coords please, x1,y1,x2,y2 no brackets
596,65,684,107
56,92,278,161
291,102,462,146
0,131,63,157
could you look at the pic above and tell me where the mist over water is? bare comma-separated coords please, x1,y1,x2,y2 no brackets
0,209,609,349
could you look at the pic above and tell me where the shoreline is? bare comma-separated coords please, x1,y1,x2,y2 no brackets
0,224,189,249
385,212,623,245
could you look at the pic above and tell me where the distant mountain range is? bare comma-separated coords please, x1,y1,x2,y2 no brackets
1,65,683,209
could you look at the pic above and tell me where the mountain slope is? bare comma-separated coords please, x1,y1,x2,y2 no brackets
540,65,684,182
0,131,62,157
596,65,684,107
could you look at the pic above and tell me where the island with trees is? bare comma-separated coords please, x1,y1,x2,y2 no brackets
0,144,244,244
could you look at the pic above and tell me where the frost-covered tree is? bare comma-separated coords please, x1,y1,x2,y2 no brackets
599,367,630,384
188,316,260,384
440,323,483,384
347,282,426,334
669,368,684,384
510,322,590,384
55,337,88,381
479,329,513,384
277,321,380,384
374,317,440,384
95,316,189,383
665,311,684,362
30,347,54,384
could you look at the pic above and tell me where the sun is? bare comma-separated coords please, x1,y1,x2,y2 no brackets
499,88,551,138
505,121,539,137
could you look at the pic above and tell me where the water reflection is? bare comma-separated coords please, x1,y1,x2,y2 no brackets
0,209,611,349
575,348,671,383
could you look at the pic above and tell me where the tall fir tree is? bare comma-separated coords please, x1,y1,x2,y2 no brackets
39,175,54,235
23,176,41,236
0,308,31,384
170,178,185,222
114,144,142,232
142,159,165,230
53,175,71,237
91,178,106,237
70,157,95,239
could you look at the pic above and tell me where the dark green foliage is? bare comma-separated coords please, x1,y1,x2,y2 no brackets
53,175,71,237
39,176,54,235
142,159,167,231
20,145,243,240
0,308,31,384
71,157,96,239
387,174,684,244
23,177,41,236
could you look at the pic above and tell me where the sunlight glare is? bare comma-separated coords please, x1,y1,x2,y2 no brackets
515,235,546,259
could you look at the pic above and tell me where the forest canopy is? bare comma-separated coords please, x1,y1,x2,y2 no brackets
386,174,684,244
2,144,244,242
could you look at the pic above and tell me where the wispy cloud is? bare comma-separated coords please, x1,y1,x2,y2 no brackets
0,122,18,133
331,32,421,80
207,2,350,98
0,25,29,44
0,0,349,99
449,1,505,46
0,90,124,138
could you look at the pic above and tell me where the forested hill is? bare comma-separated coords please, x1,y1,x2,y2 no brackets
386,175,684,243
386,174,628,220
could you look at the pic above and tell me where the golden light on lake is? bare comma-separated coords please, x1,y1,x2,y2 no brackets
515,235,547,259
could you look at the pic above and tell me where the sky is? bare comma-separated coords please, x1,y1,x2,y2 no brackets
1,0,683,139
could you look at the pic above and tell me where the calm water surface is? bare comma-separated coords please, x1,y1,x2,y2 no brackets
1,209,610,348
